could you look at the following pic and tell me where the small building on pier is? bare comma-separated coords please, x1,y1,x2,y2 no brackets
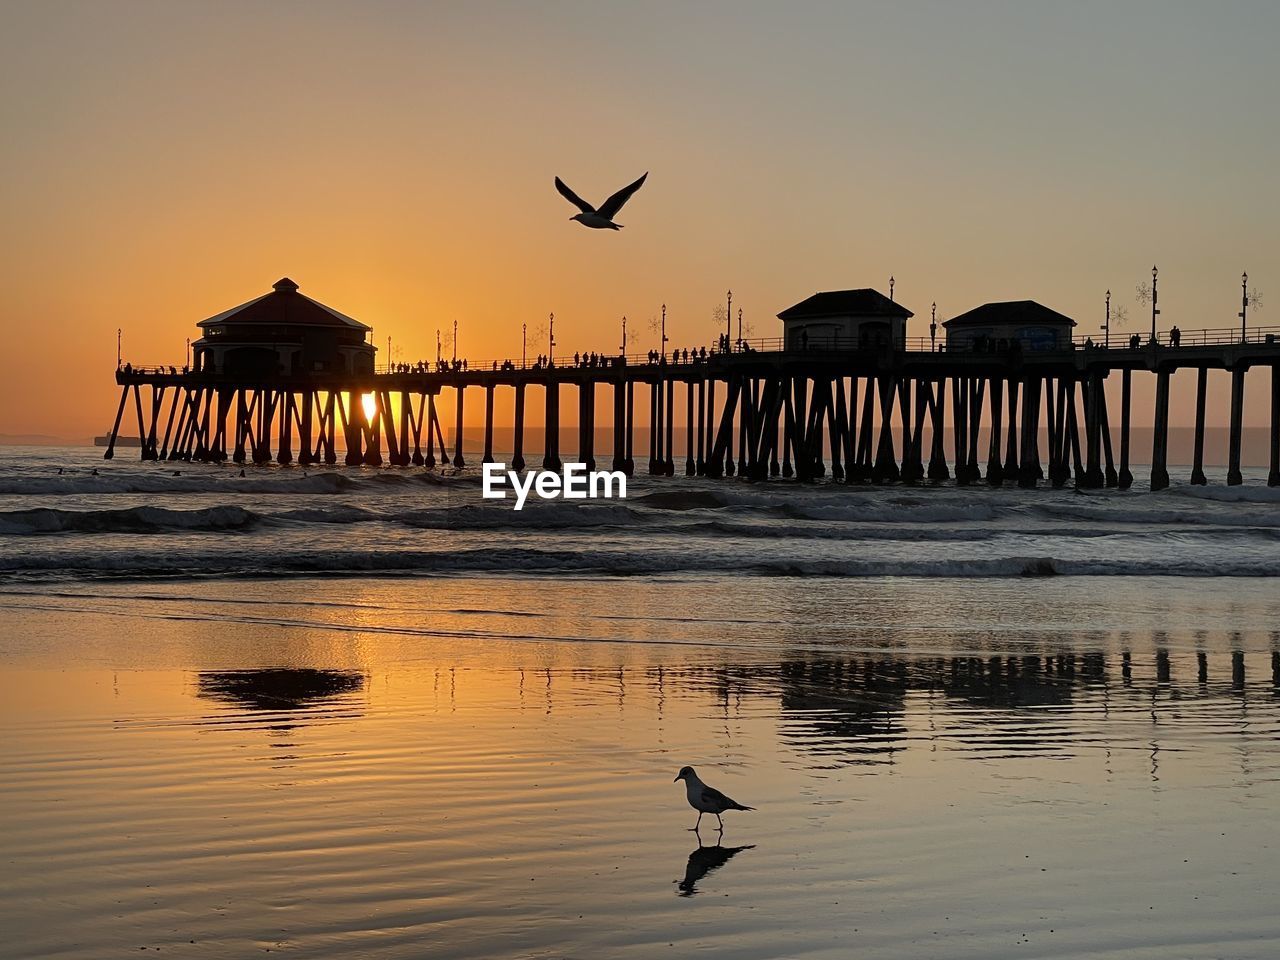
944,300,1076,352
778,289,912,350
192,278,376,376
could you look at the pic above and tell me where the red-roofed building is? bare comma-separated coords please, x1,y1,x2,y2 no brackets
192,278,376,376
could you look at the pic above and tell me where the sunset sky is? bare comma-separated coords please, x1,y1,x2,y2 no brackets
1,0,1277,438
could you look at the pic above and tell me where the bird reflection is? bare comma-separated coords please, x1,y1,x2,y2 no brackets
676,839,755,897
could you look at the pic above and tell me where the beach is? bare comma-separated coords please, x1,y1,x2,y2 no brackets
2,446,1279,958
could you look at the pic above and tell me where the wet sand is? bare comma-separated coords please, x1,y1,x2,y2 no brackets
2,575,1279,958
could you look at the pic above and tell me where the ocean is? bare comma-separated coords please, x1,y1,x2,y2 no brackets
2,444,1279,958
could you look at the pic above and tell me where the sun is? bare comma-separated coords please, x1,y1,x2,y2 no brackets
361,393,378,423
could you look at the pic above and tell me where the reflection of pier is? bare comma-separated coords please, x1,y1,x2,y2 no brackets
196,668,364,712
646,646,1279,765
105,280,1280,489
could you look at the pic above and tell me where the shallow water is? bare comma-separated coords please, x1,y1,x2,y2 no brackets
3,575,1280,959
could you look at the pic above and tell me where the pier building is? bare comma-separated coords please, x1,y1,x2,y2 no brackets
778,289,912,351
193,278,376,377
944,300,1077,352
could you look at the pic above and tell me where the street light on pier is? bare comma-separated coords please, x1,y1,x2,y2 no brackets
725,290,732,351
889,275,895,302
737,307,743,349
1136,265,1160,342
620,315,627,355
436,328,441,364
1240,271,1263,342
522,322,527,368
452,319,458,363
548,312,555,364
117,328,122,370
930,302,937,351
1104,290,1111,349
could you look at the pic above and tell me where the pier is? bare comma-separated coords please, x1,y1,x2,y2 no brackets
106,334,1280,490
103,279,1280,488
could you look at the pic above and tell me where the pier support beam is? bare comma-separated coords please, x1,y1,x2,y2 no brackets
624,380,635,475
1099,381,1117,487
1227,367,1245,486
685,380,696,475
543,382,560,471
424,395,437,468
986,377,1004,486
610,380,623,474
1082,374,1104,488
951,377,969,485
695,378,706,475
648,380,659,475
453,385,466,470
872,376,899,483
1118,369,1133,490
1151,369,1170,491
1191,367,1208,485
666,377,676,476
1017,376,1042,488
483,385,495,464
927,379,948,481
513,384,526,472
103,385,129,459
1270,367,1280,487
580,382,596,471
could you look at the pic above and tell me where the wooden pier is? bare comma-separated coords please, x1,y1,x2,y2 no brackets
106,330,1280,489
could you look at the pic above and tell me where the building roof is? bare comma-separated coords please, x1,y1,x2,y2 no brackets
197,278,371,331
943,300,1077,329
777,289,913,321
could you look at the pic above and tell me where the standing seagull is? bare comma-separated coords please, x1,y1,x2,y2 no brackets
673,766,754,831
555,172,648,230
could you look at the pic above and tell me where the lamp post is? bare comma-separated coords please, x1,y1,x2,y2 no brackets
522,322,527,368
736,307,743,350
889,275,895,302
620,315,627,355
1150,265,1159,342
1136,265,1160,342
725,289,732,351
662,303,669,359
548,312,555,365
185,337,190,369
930,302,937,351
452,319,458,363
1241,272,1248,341
1104,290,1111,349
117,328,121,369
436,328,441,365
1238,272,1264,342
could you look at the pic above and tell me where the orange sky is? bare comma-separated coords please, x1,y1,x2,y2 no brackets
1,1,1276,439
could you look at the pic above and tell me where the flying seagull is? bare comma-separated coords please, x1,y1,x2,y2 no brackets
673,765,754,831
555,172,648,230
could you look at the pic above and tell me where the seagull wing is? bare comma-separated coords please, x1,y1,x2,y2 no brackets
555,177,595,214
596,172,648,220
701,784,751,812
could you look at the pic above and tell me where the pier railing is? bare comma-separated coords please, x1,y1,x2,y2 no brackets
117,323,1280,379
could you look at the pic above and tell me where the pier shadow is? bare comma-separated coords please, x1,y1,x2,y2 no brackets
676,839,755,897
